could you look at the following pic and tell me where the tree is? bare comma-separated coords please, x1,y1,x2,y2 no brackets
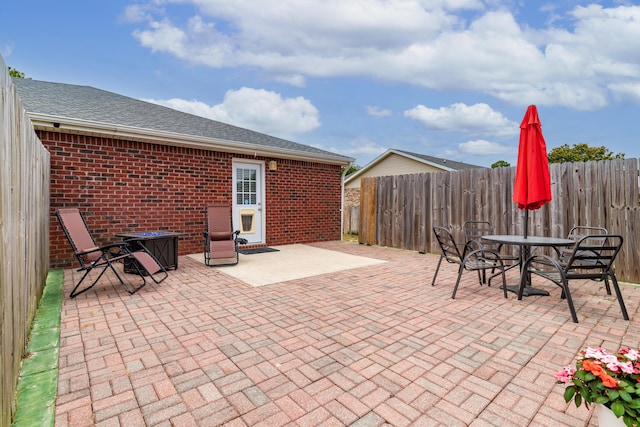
491,160,511,168
547,143,624,164
8,67,28,79
342,164,361,176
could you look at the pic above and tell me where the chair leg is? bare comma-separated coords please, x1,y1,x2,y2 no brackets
561,279,579,323
110,261,146,295
602,276,612,295
497,267,508,298
451,265,465,299
608,273,629,320
431,255,445,287
70,266,107,298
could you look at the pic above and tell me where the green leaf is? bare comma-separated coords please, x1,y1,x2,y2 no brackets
611,401,625,418
575,370,595,381
628,400,640,409
620,391,633,402
564,386,576,403
575,394,582,408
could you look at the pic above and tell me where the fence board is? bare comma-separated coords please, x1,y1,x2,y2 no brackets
0,57,50,426
358,177,376,245
342,206,360,234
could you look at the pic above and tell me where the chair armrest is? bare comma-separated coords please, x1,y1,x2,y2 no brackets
465,239,484,252
77,241,129,257
526,254,565,276
464,248,503,263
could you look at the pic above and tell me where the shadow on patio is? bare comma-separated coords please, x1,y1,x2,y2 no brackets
54,241,640,426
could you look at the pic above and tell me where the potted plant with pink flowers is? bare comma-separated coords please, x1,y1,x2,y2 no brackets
555,347,640,426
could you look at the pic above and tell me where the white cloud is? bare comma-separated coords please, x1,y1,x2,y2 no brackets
145,87,320,139
272,74,306,88
128,2,640,110
609,82,640,103
404,102,519,137
458,139,516,155
324,136,387,165
1,42,14,57
121,5,151,23
366,105,392,117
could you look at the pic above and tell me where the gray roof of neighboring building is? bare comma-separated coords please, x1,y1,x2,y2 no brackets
393,149,483,170
344,148,484,184
13,78,353,164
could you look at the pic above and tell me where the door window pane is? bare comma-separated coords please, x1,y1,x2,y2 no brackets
236,168,257,205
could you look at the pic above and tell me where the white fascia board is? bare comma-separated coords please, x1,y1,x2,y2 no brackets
388,149,456,172
344,148,459,185
28,113,353,166
344,149,393,184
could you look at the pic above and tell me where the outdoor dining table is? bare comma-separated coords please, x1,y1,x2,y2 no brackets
481,234,576,296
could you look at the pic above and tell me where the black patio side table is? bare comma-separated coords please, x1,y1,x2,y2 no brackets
116,231,184,272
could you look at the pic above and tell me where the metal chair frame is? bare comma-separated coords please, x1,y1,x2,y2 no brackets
521,234,628,323
431,226,509,299
463,221,520,285
56,208,168,298
203,205,242,267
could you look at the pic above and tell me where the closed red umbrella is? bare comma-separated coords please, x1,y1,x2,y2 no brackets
513,105,551,238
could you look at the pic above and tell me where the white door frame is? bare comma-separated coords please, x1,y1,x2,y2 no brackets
232,159,266,244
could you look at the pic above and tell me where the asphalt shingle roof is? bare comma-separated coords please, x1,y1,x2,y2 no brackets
393,149,483,170
13,78,352,162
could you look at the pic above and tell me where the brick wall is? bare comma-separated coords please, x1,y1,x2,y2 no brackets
41,131,343,268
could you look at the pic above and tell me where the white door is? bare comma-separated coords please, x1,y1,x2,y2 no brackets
232,161,264,244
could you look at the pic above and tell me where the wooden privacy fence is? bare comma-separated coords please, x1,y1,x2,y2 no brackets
0,58,51,426
359,158,640,284
343,206,360,234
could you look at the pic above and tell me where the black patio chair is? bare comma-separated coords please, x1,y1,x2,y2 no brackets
530,225,608,258
463,221,520,285
56,208,168,298
431,226,509,299
558,225,608,257
520,234,628,323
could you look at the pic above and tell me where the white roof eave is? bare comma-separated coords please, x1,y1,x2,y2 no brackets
28,113,353,166
344,148,457,184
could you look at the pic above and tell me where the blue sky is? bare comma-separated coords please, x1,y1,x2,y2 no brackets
2,0,638,168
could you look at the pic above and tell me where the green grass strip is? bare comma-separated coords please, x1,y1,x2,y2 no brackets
12,270,63,427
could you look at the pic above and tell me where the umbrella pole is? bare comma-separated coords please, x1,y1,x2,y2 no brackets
524,209,529,239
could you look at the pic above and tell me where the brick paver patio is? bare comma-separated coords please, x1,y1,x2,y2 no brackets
54,241,640,426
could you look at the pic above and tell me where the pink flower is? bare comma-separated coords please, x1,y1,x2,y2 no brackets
600,354,619,366
584,347,608,359
618,361,637,375
621,348,640,361
555,366,575,383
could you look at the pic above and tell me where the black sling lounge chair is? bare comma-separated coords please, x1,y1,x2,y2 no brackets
56,208,168,297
